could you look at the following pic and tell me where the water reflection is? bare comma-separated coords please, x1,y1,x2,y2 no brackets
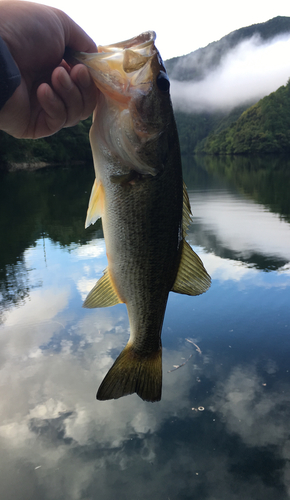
187,190,290,269
0,158,290,499
184,154,290,222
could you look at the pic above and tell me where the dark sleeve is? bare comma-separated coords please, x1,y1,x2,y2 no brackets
0,36,21,110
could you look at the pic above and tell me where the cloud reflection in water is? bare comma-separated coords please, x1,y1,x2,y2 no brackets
0,182,290,499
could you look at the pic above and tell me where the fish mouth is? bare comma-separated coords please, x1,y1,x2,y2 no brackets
73,32,158,102
98,31,156,55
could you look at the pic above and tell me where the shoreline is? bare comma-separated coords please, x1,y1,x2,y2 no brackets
3,160,88,172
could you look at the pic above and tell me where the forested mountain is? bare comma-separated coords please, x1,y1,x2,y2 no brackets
174,105,250,157
199,80,290,154
165,16,290,82
166,16,290,156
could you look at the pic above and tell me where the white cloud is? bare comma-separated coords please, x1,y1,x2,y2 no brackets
188,191,290,263
70,239,105,260
171,35,290,112
211,363,290,447
77,277,99,301
3,288,69,328
0,289,290,499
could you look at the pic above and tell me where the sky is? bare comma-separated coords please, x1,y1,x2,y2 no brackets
32,0,290,60
29,0,290,111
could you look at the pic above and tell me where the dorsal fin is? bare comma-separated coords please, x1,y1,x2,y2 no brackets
182,181,192,236
172,182,211,295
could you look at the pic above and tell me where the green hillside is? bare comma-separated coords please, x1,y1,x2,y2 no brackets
175,105,249,156
0,117,92,170
199,80,290,154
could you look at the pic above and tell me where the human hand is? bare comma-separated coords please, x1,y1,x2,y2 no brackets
0,1,98,138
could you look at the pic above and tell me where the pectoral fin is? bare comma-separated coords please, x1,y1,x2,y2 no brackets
83,268,122,308
172,240,211,296
85,179,105,228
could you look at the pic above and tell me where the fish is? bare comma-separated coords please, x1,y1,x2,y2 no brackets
73,31,211,402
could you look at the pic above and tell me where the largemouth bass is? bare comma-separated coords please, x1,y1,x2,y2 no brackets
73,32,211,402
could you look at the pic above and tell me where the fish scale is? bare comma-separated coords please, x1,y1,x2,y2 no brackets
105,175,181,355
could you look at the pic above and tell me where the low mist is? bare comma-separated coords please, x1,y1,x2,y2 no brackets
170,35,290,113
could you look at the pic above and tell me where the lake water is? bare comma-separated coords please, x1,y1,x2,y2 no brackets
0,155,290,500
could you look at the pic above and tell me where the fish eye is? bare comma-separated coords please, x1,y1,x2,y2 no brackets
156,71,170,92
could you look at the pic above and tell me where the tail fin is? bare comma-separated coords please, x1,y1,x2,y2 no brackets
97,344,162,402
